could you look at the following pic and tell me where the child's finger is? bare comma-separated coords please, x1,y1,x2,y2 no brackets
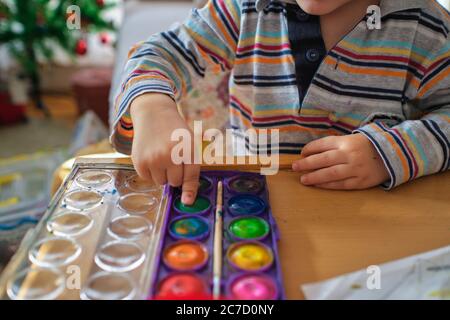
292,150,346,172
301,136,338,157
300,164,354,185
133,160,153,181
313,177,361,190
150,167,168,186
181,164,200,205
167,165,183,187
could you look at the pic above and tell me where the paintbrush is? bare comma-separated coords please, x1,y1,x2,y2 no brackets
213,180,223,300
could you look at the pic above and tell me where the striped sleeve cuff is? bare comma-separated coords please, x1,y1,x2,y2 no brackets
355,126,397,190
355,120,449,190
109,80,176,155
355,122,418,190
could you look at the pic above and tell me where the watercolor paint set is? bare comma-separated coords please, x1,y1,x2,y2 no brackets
151,171,284,300
0,160,284,300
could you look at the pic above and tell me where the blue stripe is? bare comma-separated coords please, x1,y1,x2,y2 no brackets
162,31,205,77
212,0,239,43
119,84,174,116
236,49,292,58
423,120,450,171
234,74,296,80
345,38,431,57
376,123,414,181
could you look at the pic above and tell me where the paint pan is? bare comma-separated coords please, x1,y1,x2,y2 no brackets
228,216,270,241
156,273,209,299
227,194,266,216
228,273,278,300
163,240,209,271
169,216,210,241
227,176,263,194
226,241,274,272
173,196,211,215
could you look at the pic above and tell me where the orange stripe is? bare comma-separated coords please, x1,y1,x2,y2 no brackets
406,73,421,90
325,56,421,88
230,108,252,128
198,49,223,73
325,57,408,78
275,126,341,135
208,3,236,52
235,55,294,65
418,67,450,98
127,42,145,59
117,125,134,138
124,74,165,91
430,0,450,19
230,109,344,136
369,124,410,182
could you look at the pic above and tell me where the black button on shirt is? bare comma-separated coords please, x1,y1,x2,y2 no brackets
306,49,321,63
286,4,327,105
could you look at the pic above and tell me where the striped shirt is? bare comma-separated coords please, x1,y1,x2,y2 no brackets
112,0,450,189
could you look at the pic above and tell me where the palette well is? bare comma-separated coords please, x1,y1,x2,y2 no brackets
0,163,284,300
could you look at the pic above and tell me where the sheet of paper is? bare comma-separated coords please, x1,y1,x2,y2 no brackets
302,245,450,300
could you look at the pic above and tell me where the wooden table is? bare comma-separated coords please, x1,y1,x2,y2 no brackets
268,168,450,299
60,156,450,299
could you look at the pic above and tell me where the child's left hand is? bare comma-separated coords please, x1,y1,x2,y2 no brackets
292,134,390,190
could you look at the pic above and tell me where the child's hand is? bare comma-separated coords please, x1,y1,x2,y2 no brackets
130,93,200,205
292,134,390,190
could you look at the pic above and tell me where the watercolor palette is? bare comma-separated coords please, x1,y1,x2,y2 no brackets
0,162,284,300
151,171,284,300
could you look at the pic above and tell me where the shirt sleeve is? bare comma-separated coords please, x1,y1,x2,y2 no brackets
110,0,241,154
355,46,450,189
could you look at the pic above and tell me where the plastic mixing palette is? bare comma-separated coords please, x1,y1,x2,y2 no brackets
0,160,284,300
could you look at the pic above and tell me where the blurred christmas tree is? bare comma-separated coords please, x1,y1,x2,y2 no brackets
0,0,116,112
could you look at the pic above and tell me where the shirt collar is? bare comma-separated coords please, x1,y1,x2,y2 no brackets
379,0,425,17
255,0,295,12
255,0,425,16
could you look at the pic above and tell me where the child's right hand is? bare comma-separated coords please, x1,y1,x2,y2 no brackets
130,93,200,205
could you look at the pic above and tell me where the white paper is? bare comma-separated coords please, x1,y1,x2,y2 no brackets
302,245,450,300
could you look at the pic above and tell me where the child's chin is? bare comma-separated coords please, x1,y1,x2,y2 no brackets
297,0,343,16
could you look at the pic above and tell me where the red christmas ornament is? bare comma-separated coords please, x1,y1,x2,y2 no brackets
96,0,105,7
99,33,110,45
0,92,26,125
75,39,88,55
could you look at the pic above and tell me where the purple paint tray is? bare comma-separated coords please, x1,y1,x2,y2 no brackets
150,171,285,300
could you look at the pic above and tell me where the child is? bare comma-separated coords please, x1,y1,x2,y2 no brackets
112,0,450,205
